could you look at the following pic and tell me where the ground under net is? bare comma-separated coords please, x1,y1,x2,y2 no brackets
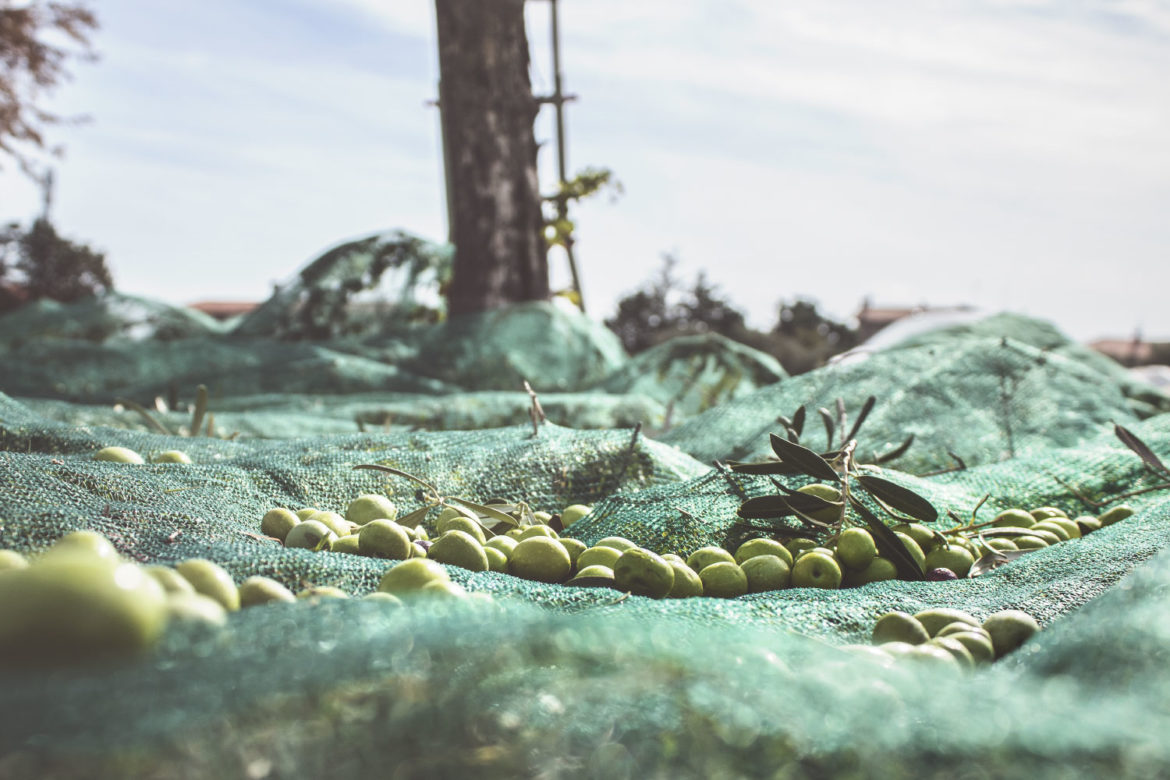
2,315,1170,778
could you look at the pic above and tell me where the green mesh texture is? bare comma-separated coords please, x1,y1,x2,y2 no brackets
662,332,1166,472
15,390,669,438
595,332,786,419
879,312,1170,418
397,301,628,392
0,292,228,346
230,229,452,340
3,314,1170,777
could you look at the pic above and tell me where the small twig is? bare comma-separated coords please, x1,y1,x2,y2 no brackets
609,423,643,492
523,380,546,436
114,397,173,436
837,439,858,528
1050,473,1170,509
917,451,968,478
190,384,209,438
164,530,182,544
712,460,750,501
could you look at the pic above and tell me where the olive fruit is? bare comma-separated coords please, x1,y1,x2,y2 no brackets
175,559,240,611
238,576,296,607
0,553,167,665
982,609,1041,658
94,446,144,464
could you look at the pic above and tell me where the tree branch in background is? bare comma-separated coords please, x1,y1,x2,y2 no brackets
0,1,98,177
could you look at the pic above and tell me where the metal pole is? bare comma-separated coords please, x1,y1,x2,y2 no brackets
548,0,586,313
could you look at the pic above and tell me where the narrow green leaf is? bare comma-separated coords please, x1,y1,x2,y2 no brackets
737,495,798,519
791,405,806,438
737,493,838,521
190,384,208,439
353,464,439,495
396,504,433,528
769,434,839,482
977,527,1049,539
850,497,924,581
969,548,1031,578
835,398,847,447
873,434,915,464
727,459,803,475
447,497,519,528
818,407,835,450
856,475,938,522
1115,424,1170,476
844,395,876,443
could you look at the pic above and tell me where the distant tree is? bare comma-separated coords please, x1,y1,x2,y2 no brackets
605,255,859,374
435,0,548,314
604,254,680,353
767,298,860,374
0,216,113,311
0,1,98,177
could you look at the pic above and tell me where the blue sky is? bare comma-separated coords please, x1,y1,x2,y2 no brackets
2,0,1169,341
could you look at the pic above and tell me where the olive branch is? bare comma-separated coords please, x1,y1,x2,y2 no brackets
726,395,937,581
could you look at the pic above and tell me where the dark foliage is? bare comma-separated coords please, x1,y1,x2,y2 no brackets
0,217,113,312
604,254,859,374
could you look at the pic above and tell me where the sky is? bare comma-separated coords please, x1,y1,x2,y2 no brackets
2,0,1169,342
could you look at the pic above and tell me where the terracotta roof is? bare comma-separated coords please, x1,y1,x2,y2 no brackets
1088,339,1153,364
188,301,260,319
857,307,921,325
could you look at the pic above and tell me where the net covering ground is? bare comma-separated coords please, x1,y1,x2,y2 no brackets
1,312,1170,778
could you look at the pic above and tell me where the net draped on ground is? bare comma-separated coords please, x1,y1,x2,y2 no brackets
2,299,1170,778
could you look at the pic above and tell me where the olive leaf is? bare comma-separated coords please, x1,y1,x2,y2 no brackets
727,459,804,475
1115,423,1170,477
737,495,800,519
873,434,915,465
849,498,924,581
977,527,1046,539
737,492,838,522
844,395,876,443
791,406,806,439
777,415,800,443
770,434,839,482
446,497,519,529
855,475,938,523
819,407,835,450
968,548,1031,578
354,464,440,496
396,504,433,528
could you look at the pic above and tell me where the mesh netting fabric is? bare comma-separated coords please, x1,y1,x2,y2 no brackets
2,312,1170,778
662,332,1166,471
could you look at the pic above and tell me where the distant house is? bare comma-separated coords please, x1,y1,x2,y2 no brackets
187,301,260,322
855,300,976,342
1088,337,1161,367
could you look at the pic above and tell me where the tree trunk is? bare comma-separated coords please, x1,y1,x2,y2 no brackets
435,0,549,314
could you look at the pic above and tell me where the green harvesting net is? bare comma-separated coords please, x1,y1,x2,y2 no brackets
1,308,1170,779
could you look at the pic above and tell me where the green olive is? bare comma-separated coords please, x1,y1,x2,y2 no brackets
0,555,167,665
175,559,240,611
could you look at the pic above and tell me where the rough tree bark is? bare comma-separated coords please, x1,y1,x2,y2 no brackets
435,0,549,314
